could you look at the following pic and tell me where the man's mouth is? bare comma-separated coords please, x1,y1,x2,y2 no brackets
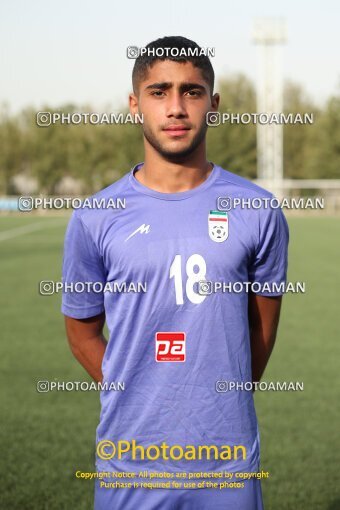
163,125,191,136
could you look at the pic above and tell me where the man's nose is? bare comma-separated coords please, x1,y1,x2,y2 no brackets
166,94,187,117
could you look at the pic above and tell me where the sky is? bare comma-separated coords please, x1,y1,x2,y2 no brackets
1,0,339,113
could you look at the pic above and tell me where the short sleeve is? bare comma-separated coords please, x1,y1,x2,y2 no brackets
61,211,107,318
248,205,289,296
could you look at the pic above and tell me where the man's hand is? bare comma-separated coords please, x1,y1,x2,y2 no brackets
248,293,283,385
64,312,107,383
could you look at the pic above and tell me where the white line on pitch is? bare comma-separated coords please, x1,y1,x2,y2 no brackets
0,219,67,242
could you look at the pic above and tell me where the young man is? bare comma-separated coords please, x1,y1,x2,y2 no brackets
62,36,289,510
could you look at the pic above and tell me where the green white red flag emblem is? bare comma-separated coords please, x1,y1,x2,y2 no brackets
208,210,228,242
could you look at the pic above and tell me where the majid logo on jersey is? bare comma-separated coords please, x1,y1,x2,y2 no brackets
208,210,228,243
155,332,186,362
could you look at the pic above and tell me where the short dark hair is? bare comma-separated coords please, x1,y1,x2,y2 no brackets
132,36,215,95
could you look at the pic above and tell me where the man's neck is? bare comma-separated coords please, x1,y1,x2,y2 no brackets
134,154,213,194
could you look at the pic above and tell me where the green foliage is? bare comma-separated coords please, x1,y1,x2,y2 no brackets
304,93,340,178
0,75,339,195
282,81,320,179
207,74,257,178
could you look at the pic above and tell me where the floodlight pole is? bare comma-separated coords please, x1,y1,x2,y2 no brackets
253,19,286,197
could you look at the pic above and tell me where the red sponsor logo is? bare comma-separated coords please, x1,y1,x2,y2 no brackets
155,332,186,362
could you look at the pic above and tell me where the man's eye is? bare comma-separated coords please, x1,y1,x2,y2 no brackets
186,90,202,97
151,91,165,97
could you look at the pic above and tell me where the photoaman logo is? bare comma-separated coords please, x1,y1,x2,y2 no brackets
96,439,247,461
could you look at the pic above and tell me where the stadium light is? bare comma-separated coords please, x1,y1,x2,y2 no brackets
253,18,287,196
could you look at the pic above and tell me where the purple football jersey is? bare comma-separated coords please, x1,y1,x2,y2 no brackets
62,162,289,500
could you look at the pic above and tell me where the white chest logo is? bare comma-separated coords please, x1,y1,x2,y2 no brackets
208,210,228,243
124,223,150,242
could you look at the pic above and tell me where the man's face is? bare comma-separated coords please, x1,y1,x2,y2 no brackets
130,60,219,160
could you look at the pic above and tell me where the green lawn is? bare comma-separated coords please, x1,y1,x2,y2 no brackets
0,216,339,510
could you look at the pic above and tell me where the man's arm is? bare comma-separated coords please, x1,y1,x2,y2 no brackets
248,293,283,384
64,312,107,383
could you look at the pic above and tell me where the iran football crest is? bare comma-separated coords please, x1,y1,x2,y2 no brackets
208,210,228,243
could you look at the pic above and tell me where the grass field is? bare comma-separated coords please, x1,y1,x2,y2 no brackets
0,215,339,510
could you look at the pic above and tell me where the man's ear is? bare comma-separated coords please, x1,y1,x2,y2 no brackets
211,92,220,111
129,92,139,116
